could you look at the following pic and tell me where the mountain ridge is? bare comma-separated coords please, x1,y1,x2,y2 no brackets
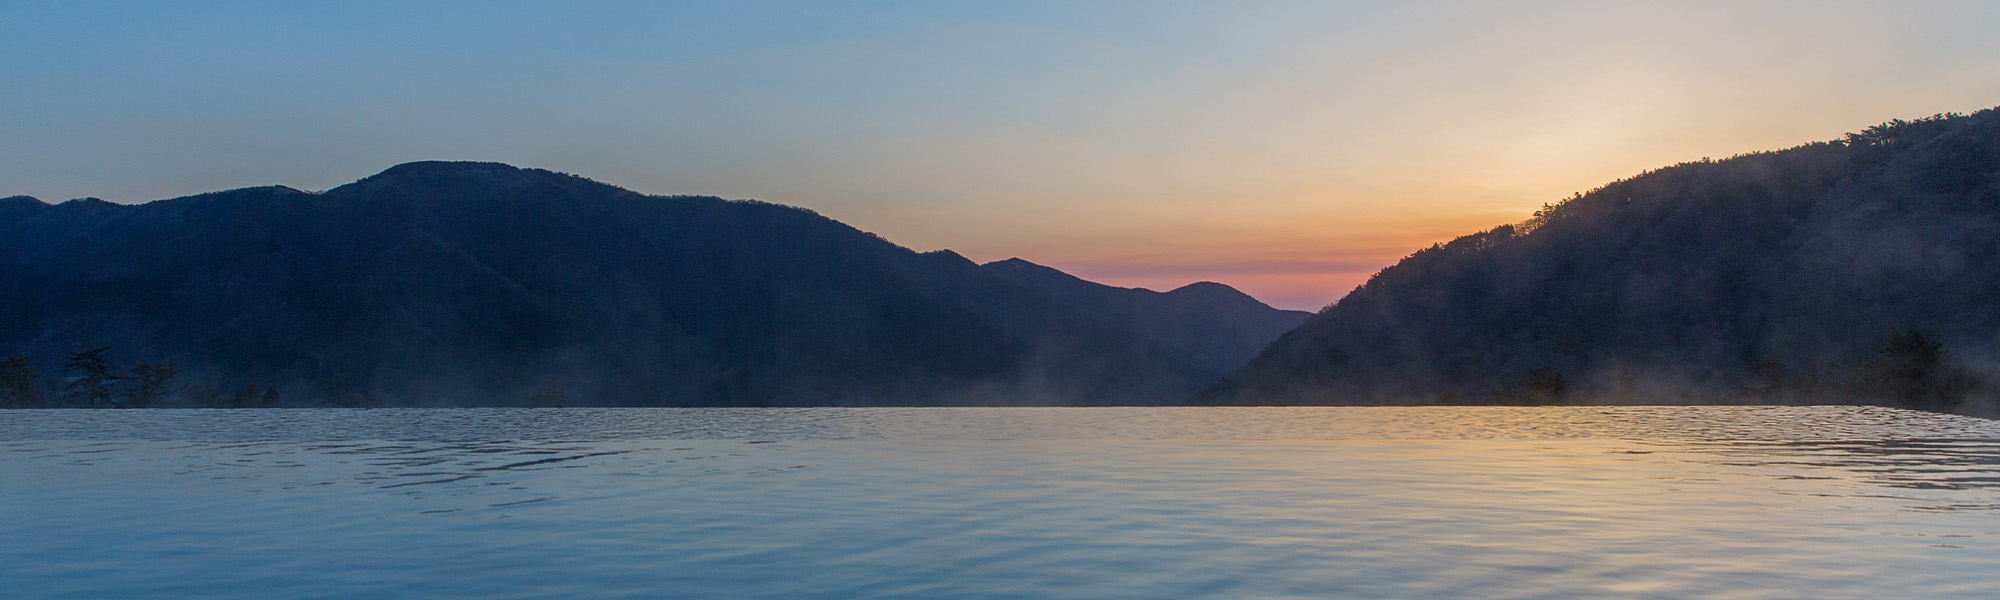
1,162,1306,407
1203,107,2000,413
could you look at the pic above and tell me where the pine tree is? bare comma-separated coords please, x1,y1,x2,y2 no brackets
62,348,119,408
124,363,179,408
1869,330,1973,411
228,385,261,409
0,355,45,409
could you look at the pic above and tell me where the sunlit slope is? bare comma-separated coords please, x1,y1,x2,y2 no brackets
1206,108,2000,405
0,162,1306,406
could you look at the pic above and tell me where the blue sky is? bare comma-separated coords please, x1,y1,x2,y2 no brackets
6,1,1999,309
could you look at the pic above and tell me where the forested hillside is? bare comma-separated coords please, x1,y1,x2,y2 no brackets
0,162,1306,407
1206,108,2000,413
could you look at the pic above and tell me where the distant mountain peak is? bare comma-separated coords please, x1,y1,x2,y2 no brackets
0,195,52,229
982,257,1097,286
920,249,977,266
332,161,618,208
984,257,1063,272
1164,281,1247,299
984,256,1080,278
983,260,1285,309
1167,280,1231,292
373,161,525,178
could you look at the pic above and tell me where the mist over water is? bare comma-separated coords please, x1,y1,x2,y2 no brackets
5,406,1999,598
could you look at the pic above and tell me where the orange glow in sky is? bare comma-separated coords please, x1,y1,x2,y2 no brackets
5,2,1999,309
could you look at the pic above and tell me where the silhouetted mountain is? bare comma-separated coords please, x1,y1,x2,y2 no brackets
982,259,1310,379
1205,108,2000,409
0,162,1306,406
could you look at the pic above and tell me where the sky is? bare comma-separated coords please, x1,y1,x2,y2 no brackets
4,1,1999,310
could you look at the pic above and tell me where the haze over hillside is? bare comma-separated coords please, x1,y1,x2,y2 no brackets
0,162,1307,407
1205,108,2000,412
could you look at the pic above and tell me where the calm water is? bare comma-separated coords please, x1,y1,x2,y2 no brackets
4,406,1999,599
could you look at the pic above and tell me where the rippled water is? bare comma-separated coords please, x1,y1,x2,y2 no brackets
4,406,1998,599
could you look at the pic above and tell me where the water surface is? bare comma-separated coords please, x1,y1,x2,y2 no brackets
4,406,1998,598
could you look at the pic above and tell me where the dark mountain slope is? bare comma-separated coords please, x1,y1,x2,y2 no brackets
1,162,1305,406
0,196,49,229
982,258,1311,378
1205,108,2000,406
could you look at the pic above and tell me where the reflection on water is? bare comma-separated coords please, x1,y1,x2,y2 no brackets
1690,439,2000,511
3,407,1998,599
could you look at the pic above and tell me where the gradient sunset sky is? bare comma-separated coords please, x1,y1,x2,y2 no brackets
5,1,1998,310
